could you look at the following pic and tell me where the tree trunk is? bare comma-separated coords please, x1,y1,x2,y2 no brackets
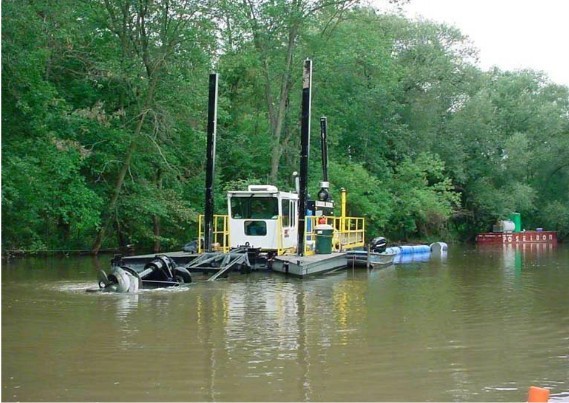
268,25,298,183
90,1,186,254
91,89,156,254
91,138,138,254
152,167,163,253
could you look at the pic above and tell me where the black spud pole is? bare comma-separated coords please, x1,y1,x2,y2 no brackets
297,59,312,256
204,73,218,252
320,116,328,182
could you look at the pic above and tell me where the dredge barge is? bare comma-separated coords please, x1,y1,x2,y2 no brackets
97,60,366,292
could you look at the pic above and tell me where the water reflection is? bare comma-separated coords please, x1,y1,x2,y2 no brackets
115,294,140,320
2,246,569,401
213,277,338,400
394,251,431,263
477,243,558,270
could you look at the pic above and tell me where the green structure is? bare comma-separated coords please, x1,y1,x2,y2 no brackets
509,212,522,233
315,225,334,254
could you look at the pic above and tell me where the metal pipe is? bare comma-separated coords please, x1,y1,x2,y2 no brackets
341,187,347,231
320,117,328,182
204,73,219,252
317,116,330,202
297,59,312,256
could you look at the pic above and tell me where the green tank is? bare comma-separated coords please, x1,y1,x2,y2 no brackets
315,224,334,254
509,212,522,233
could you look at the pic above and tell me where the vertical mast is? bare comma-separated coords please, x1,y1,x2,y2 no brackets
204,73,219,252
317,116,330,202
320,117,329,182
297,59,312,256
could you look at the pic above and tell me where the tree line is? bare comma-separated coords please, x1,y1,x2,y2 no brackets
3,0,568,253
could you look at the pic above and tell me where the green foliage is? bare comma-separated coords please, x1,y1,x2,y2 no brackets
385,153,460,240
2,1,104,250
537,201,569,240
2,2,568,253
308,11,405,175
327,161,393,238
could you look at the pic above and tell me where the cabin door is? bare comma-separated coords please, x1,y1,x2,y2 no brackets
281,199,297,250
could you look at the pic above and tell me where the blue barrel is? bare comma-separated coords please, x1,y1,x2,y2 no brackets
386,245,431,255
413,245,431,253
395,252,431,264
385,246,401,255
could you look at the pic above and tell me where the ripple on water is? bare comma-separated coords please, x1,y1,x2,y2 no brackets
3,246,569,402
49,281,194,295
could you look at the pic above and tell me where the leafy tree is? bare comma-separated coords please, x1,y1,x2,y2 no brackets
2,0,103,251
385,153,460,240
327,160,393,238
307,10,405,176
447,70,569,237
217,0,366,183
3,1,568,253
89,0,216,252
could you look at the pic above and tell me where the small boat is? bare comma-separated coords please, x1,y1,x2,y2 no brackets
345,249,396,268
345,237,396,268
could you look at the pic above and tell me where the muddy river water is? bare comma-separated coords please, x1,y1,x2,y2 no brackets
2,244,568,401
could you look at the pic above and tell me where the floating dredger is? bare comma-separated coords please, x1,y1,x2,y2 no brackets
95,60,368,293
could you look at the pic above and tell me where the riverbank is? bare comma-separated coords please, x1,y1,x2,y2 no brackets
2,248,124,259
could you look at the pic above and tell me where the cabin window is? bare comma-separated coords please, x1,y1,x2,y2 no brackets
244,220,267,236
281,200,289,227
290,200,296,227
280,199,296,228
231,197,278,219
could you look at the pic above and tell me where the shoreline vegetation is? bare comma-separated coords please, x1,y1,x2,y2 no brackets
3,1,568,254
2,249,123,259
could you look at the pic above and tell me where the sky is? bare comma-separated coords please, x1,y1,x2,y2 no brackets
394,0,569,86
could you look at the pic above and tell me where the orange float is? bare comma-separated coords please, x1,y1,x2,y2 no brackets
527,386,550,402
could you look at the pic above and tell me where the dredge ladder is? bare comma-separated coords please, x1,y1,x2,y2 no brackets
185,246,252,281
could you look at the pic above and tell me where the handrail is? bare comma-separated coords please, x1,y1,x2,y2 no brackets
197,214,365,255
304,215,365,254
198,214,230,253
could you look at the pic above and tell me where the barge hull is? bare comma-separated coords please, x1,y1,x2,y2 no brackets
272,253,347,277
476,231,557,244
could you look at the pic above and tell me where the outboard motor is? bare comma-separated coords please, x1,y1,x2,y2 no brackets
369,237,387,253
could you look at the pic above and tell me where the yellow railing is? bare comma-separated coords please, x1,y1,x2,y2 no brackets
198,214,230,253
197,214,365,256
303,215,365,255
332,215,366,251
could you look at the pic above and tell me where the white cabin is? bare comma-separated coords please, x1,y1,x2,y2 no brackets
227,185,299,252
